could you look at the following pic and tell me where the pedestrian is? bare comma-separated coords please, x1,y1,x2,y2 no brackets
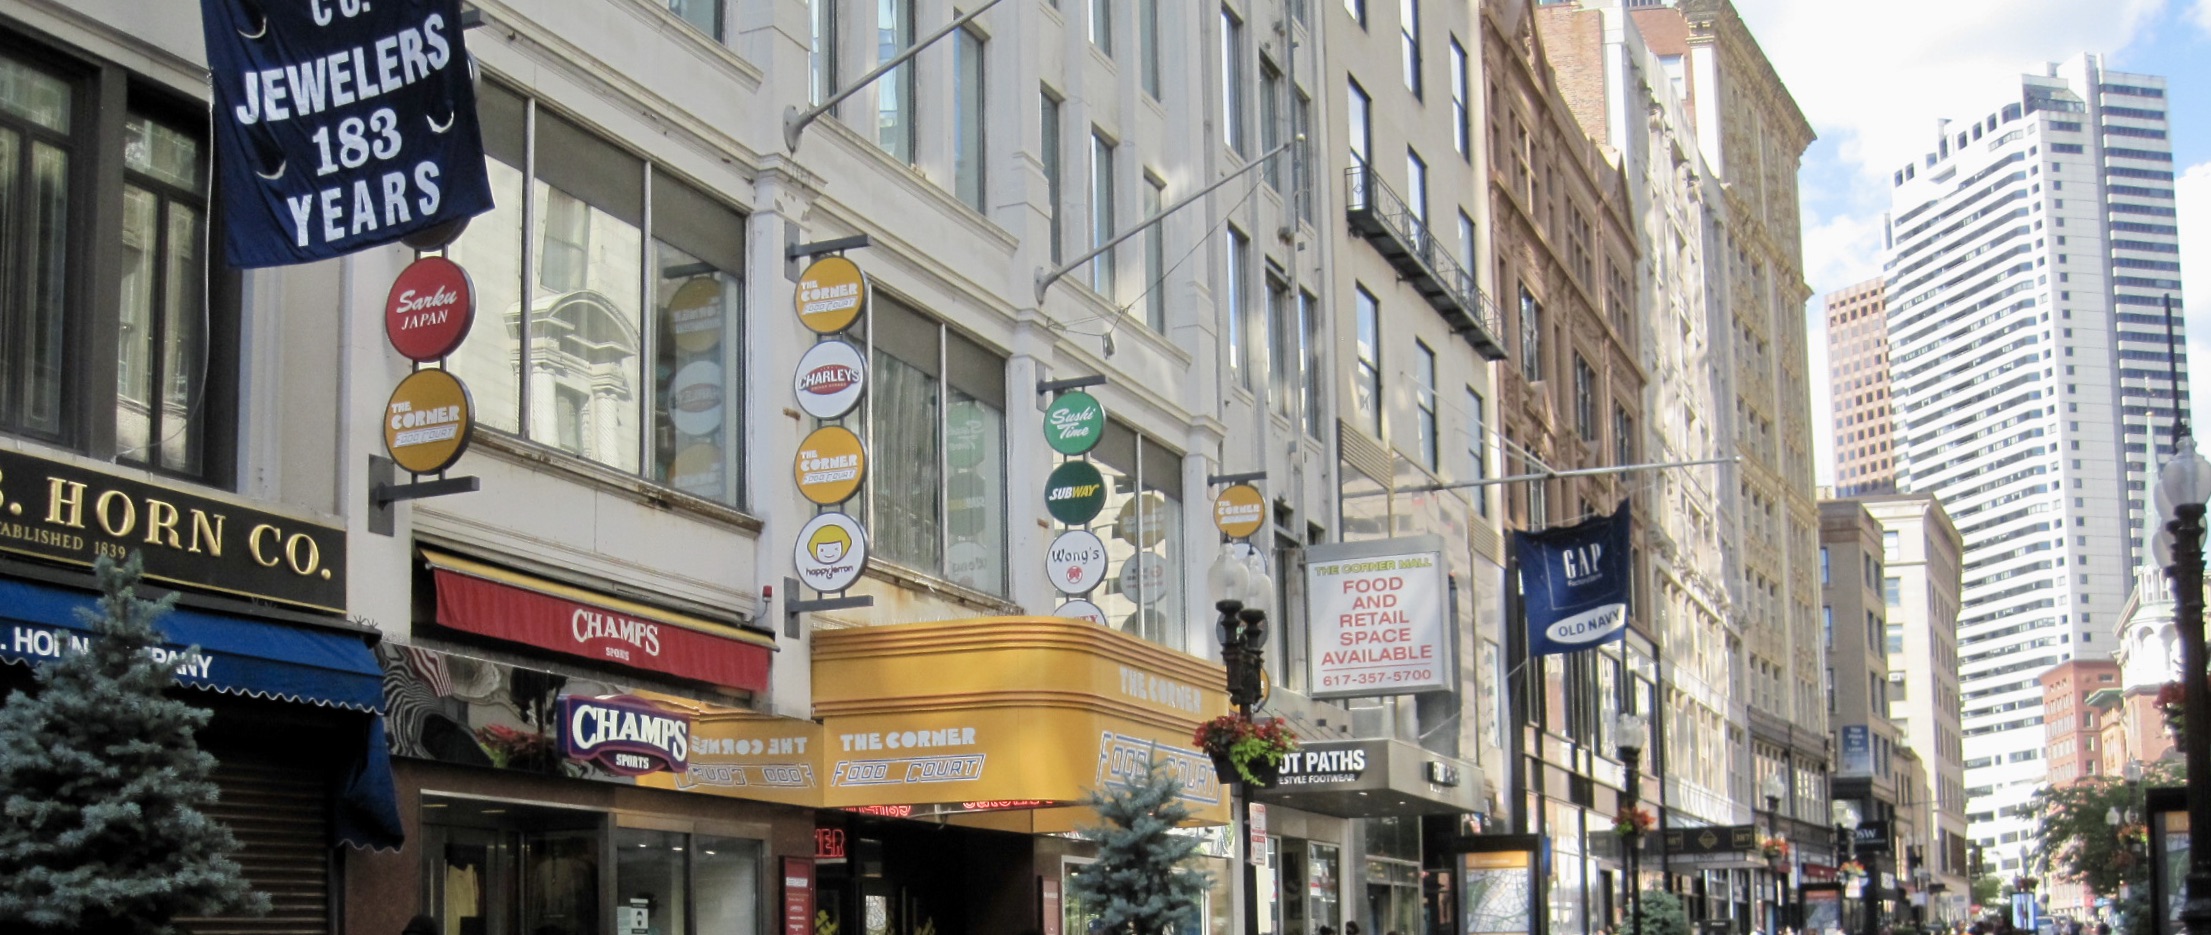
402,915,437,935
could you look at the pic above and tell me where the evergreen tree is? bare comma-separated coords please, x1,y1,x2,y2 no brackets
1624,889,1689,935
1070,758,1213,935
0,554,267,934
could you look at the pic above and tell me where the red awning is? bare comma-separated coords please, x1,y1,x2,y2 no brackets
425,551,771,693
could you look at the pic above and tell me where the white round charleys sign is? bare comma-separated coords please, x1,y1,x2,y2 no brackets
1116,551,1167,605
792,339,866,420
1054,599,1107,626
794,512,869,593
1045,529,1109,595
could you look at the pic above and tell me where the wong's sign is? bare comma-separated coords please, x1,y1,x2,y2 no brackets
561,694,693,776
0,448,345,613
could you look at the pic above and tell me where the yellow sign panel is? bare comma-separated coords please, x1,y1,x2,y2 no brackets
383,368,474,475
794,255,868,335
1213,484,1266,539
794,425,867,505
813,616,1232,824
630,700,825,808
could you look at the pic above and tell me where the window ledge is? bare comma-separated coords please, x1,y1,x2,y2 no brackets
860,558,1021,617
471,430,764,534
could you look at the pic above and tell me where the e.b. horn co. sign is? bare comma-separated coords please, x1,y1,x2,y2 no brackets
198,0,494,266
560,694,692,777
385,255,475,361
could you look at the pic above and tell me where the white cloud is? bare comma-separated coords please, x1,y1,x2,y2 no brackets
2176,161,2211,434
2194,0,2211,33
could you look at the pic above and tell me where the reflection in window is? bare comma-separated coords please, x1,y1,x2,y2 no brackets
864,297,1008,594
116,113,207,475
1091,424,1185,650
953,28,986,211
1354,286,1381,435
877,0,915,163
0,52,73,440
664,0,722,39
443,81,746,503
615,827,688,935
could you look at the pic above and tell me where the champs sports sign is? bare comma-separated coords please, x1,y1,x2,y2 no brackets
561,694,692,776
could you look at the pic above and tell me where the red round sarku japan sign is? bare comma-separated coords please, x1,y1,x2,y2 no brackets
384,368,476,475
385,256,476,362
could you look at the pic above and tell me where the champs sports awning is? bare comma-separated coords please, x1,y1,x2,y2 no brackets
422,549,775,693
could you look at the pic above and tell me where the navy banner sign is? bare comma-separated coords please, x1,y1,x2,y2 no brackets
200,0,494,267
1515,501,1632,656
560,694,693,777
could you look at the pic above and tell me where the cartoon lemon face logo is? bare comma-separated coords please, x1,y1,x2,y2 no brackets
810,523,852,564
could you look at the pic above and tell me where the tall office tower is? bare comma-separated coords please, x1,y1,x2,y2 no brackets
1825,279,1897,496
1882,54,2189,868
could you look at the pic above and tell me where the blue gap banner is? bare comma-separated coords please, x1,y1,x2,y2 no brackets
1515,501,1632,657
201,0,494,267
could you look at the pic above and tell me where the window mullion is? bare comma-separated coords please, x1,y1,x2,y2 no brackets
516,98,538,439
639,161,656,475
937,324,949,575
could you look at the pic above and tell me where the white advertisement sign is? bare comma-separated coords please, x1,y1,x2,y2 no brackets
1304,536,1451,698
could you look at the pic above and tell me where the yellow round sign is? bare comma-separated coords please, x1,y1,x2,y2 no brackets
794,255,868,335
794,425,868,505
383,368,475,475
668,276,725,354
1213,484,1266,539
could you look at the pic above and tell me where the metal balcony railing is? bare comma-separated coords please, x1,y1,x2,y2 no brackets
1344,163,1507,360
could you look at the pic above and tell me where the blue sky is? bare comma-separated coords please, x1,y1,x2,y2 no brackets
1729,0,2211,485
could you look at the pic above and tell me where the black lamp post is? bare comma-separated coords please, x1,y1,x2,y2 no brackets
1214,545,1274,935
1764,770,1790,933
2146,293,2211,935
1618,712,1650,935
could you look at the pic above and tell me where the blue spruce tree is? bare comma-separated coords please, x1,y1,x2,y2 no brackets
1069,757,1212,935
0,554,267,934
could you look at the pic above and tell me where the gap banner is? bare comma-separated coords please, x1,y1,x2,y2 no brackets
1515,501,1631,656
200,0,494,266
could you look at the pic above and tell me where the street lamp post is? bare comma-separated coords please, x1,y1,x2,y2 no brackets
2152,433,2211,935
1764,770,1790,933
1619,713,1651,935
1213,546,1274,935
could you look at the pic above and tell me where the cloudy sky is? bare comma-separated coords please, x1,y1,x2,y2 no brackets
1728,0,2211,486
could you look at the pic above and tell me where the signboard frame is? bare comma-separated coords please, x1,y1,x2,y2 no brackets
1302,535,1454,699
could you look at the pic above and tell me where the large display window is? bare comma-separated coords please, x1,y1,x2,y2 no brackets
419,795,765,935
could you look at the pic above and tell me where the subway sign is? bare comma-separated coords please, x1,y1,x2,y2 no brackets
561,694,693,777
0,448,346,613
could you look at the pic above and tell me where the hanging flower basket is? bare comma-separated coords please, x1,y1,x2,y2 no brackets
1612,805,1656,838
1759,835,1790,862
1194,714,1297,787
1839,860,1867,884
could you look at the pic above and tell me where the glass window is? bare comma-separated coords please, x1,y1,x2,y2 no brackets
953,28,986,211
1092,423,1186,650
444,82,747,505
1405,148,1427,228
0,55,74,440
1143,174,1166,332
1354,286,1381,436
864,297,1008,594
1400,0,1421,97
1269,275,1295,417
665,0,722,39
810,0,840,106
1613,404,1634,465
1042,89,1064,264
1450,38,1469,157
1299,290,1323,438
1573,354,1595,441
877,0,915,163
1221,8,1247,155
117,113,209,476
1467,388,1489,516
1294,91,1315,223
1414,342,1437,469
1260,60,1283,190
1346,0,1365,28
1518,287,1542,380
1092,0,1114,55
1140,0,1162,98
1091,131,1116,296
1347,79,1371,167
1226,228,1250,389
615,827,689,934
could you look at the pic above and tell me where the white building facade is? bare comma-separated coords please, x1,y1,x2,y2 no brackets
1882,54,2188,865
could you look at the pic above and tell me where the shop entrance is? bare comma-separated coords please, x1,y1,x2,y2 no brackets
423,799,604,935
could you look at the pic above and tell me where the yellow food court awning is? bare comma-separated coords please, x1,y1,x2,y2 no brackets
636,616,1233,829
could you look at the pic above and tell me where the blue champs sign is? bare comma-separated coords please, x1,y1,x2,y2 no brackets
200,0,494,267
1515,501,1632,656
